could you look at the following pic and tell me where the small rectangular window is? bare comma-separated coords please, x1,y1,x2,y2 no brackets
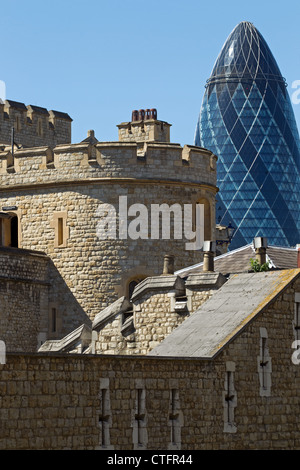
51,308,57,333
51,212,69,248
48,304,60,337
57,218,64,246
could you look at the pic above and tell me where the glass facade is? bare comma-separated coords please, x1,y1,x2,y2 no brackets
195,21,300,249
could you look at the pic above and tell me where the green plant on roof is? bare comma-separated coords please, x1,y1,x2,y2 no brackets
249,258,270,272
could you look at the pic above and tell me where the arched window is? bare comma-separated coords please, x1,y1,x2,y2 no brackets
127,277,145,300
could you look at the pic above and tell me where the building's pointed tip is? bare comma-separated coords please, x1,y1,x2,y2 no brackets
194,20,300,250
206,18,283,87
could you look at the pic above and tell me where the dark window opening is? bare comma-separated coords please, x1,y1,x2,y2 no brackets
10,216,18,248
0,213,18,248
51,308,57,333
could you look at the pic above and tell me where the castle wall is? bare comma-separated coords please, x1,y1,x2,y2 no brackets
1,276,300,450
0,139,217,333
0,101,72,149
93,273,226,356
0,247,49,352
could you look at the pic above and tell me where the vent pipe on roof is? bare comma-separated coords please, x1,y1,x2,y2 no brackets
253,237,268,265
203,241,216,272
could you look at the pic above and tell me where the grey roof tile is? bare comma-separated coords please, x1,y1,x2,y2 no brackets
149,269,300,359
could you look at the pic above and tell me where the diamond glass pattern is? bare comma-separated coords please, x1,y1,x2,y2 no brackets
194,22,300,249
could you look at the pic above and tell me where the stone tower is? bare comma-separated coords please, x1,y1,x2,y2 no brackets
0,104,217,344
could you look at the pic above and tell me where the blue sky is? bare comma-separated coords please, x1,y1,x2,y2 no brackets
1,0,300,146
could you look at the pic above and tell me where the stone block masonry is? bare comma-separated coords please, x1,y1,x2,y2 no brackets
1,273,300,450
0,247,49,352
0,112,218,341
0,100,72,149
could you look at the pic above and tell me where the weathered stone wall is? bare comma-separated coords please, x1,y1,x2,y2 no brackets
0,100,72,148
1,276,300,450
0,136,217,331
0,247,49,352
0,248,91,352
0,141,217,188
94,288,189,356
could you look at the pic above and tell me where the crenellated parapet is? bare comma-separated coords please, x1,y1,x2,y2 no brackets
0,99,72,149
0,109,218,325
0,131,217,190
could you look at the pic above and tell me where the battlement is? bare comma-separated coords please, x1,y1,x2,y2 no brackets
0,108,217,189
0,99,72,149
0,139,217,189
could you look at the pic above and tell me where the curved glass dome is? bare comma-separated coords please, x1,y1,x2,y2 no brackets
195,21,300,249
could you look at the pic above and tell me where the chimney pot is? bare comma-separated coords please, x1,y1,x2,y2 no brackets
253,237,268,265
203,240,215,272
138,109,145,121
150,108,157,120
132,110,139,122
163,254,175,275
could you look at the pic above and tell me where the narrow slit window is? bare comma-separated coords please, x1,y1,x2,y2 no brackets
223,362,237,433
57,217,64,246
168,388,182,449
51,212,69,248
99,389,110,447
136,389,145,447
99,379,113,449
51,308,57,333
258,328,272,396
132,383,147,450
170,389,178,444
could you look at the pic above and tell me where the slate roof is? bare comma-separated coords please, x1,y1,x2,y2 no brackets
149,269,300,359
176,244,299,278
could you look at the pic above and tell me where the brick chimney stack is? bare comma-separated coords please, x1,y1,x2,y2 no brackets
253,237,268,265
202,241,216,272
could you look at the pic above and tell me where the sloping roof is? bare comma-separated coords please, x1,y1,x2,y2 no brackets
175,244,298,278
149,269,300,359
92,296,131,330
131,275,185,301
38,324,91,353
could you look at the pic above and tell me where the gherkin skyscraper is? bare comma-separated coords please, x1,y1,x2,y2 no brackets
195,21,300,249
